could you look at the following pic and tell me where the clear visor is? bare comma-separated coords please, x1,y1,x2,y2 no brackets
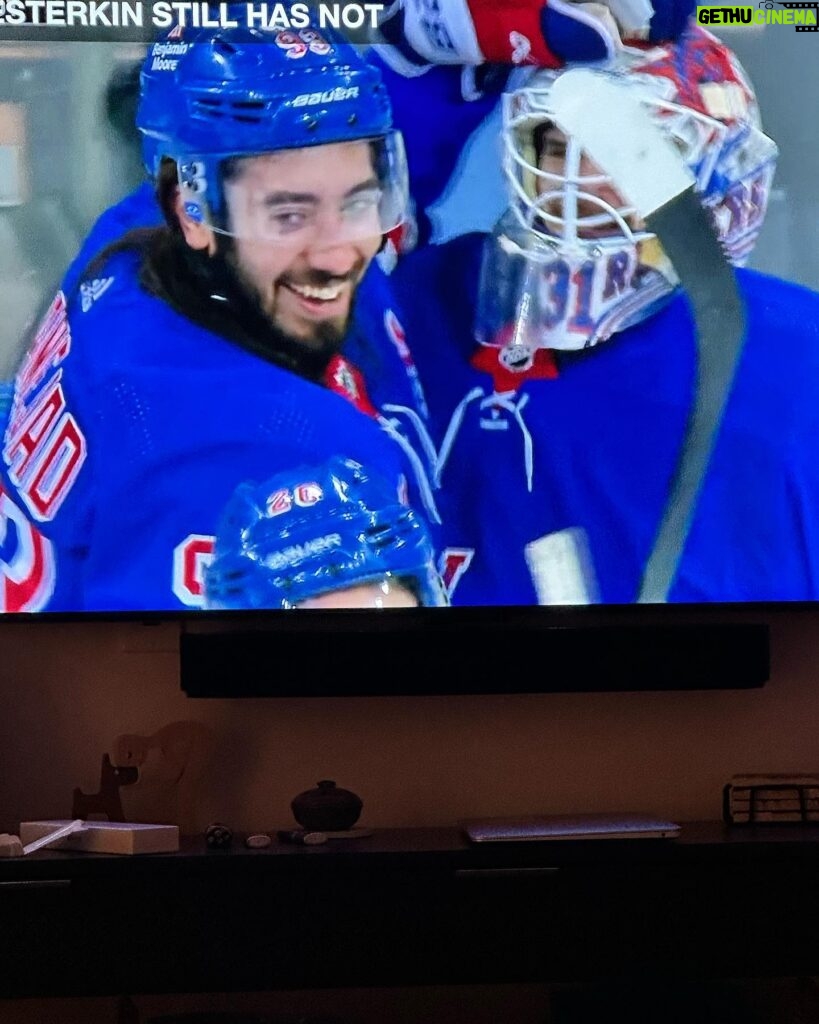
179,132,409,245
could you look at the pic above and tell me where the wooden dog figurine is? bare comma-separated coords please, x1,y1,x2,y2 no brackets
71,753,138,822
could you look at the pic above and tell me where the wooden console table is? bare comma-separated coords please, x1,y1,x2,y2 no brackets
1,821,818,999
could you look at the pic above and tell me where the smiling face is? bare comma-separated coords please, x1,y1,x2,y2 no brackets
534,124,645,242
208,140,383,349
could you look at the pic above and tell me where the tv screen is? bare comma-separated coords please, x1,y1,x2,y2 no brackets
0,6,812,678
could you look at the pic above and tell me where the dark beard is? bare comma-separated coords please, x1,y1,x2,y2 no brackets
140,229,347,383
223,241,351,367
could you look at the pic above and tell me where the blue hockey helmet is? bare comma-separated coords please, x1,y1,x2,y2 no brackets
136,5,246,178
204,456,449,610
137,19,409,242
137,4,327,177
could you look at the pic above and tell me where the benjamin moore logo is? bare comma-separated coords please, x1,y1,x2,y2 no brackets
696,3,818,28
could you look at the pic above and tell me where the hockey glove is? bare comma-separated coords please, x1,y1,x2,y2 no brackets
372,0,622,69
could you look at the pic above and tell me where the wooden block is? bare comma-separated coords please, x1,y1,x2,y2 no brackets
20,820,179,855
0,833,23,857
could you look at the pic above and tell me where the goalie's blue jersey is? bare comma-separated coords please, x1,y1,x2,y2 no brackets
0,246,437,613
391,233,819,605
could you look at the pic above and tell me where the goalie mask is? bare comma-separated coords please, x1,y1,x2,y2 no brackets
476,25,778,362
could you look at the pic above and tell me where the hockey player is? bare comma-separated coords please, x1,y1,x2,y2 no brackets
390,26,819,605
204,455,449,609
0,23,439,613
60,0,697,288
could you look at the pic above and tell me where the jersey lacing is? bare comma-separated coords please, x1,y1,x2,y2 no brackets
436,387,535,493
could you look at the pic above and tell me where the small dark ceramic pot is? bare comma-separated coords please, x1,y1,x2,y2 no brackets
291,780,363,831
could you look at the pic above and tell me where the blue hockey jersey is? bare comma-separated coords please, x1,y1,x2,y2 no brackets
1,246,437,613
61,181,159,295
391,233,819,605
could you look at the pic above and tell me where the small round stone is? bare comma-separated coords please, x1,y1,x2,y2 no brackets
245,833,272,849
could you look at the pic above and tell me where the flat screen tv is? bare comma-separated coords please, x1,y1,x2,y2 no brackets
0,13,808,694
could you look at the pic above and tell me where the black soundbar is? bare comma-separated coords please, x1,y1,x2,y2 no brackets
180,617,770,698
